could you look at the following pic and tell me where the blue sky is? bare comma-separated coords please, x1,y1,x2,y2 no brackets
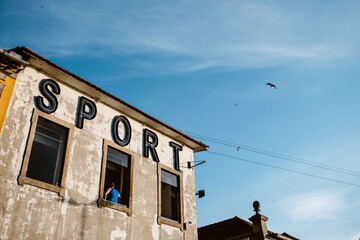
2,0,360,239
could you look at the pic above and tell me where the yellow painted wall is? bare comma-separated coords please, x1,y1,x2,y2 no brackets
0,76,15,135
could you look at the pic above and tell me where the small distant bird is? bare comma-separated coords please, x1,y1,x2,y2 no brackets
41,5,44,9
237,147,240,151
266,83,276,89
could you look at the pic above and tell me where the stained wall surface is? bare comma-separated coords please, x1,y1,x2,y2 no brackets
0,67,199,240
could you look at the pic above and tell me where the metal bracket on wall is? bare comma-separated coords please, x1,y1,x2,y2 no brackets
196,190,205,198
187,160,206,169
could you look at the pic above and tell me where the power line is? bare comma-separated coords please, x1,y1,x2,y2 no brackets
183,131,360,177
187,131,360,175
207,151,360,188
195,135,360,178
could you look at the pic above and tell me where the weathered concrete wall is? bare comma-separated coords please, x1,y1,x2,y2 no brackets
0,67,198,240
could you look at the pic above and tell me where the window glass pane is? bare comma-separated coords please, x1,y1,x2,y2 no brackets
161,170,180,221
104,147,131,207
107,147,128,167
36,122,66,142
26,117,68,186
161,170,178,187
0,82,4,97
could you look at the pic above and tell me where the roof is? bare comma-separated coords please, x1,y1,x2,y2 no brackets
269,232,299,240
281,232,299,240
6,47,208,152
198,216,253,240
198,216,299,240
0,49,29,78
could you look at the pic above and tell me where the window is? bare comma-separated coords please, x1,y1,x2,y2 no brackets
0,76,16,135
158,164,183,229
26,117,68,184
0,82,4,97
161,170,180,220
98,140,133,215
19,109,73,196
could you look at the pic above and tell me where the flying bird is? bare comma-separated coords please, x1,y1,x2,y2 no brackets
237,147,240,151
266,83,276,89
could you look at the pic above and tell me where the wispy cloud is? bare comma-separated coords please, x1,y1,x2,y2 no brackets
2,0,360,74
280,189,346,222
350,232,360,240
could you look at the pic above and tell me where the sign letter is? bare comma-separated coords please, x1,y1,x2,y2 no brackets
34,79,60,114
111,115,131,146
75,96,97,129
143,128,159,162
169,142,182,170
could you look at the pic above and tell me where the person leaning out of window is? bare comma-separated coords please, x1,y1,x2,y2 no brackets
104,182,121,204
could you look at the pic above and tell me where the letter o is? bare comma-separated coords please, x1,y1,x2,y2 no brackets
111,115,131,146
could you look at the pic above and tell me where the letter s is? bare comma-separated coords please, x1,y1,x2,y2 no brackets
34,79,60,114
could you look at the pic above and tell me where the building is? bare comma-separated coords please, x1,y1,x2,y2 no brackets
0,47,208,240
198,201,299,240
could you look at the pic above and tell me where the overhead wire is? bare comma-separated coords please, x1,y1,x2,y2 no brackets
183,131,360,178
207,151,360,188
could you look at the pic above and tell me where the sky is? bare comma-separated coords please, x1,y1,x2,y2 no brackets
1,0,360,239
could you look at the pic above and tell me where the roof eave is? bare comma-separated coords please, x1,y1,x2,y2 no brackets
12,47,208,152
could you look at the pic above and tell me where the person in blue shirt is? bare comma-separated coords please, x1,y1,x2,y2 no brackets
104,182,121,203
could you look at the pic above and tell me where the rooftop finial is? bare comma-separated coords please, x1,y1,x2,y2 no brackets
253,201,260,214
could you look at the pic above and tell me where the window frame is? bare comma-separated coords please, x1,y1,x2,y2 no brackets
0,76,16,135
98,139,134,216
18,109,74,196
0,81,4,96
157,163,184,230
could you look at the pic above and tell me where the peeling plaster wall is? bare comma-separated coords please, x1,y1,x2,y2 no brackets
0,67,199,240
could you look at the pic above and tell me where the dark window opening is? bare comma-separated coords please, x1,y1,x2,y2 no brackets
161,170,180,222
0,82,4,97
26,117,68,186
104,147,131,207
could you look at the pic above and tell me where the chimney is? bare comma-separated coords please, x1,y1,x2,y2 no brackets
249,201,269,240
